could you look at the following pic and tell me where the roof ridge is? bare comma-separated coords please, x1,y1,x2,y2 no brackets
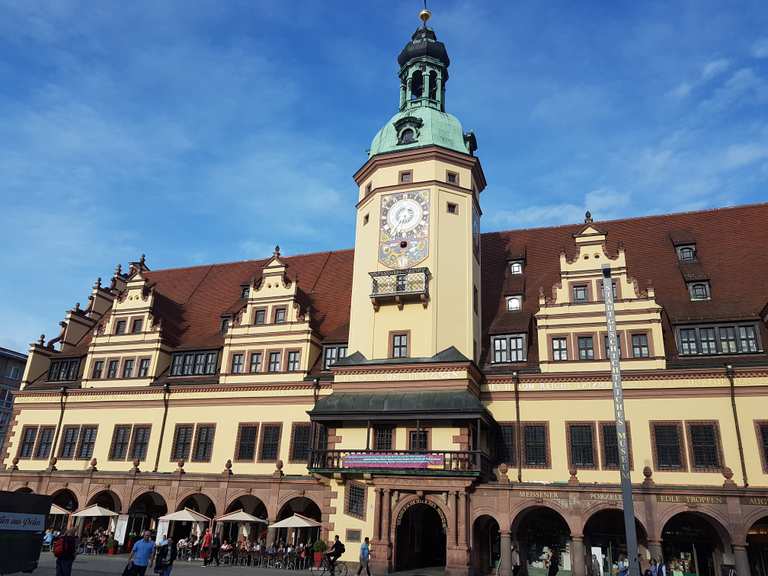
484,201,768,236
146,249,355,275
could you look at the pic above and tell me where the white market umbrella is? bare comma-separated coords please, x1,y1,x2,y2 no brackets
50,503,70,515
268,513,321,529
72,504,118,517
159,508,211,523
216,509,267,524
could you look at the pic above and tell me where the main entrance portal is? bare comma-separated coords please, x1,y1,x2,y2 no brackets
396,502,447,571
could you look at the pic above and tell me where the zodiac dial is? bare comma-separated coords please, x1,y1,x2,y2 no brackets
379,190,430,269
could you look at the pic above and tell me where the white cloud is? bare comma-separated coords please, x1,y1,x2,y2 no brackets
701,58,731,81
753,38,768,59
669,82,692,99
721,144,768,170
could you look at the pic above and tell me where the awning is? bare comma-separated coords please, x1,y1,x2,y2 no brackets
49,504,71,515
268,514,321,529
159,508,211,523
72,505,118,518
215,510,267,524
308,390,489,421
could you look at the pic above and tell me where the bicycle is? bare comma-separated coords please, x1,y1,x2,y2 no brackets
319,555,349,576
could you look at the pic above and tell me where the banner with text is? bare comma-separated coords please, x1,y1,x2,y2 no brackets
342,452,445,469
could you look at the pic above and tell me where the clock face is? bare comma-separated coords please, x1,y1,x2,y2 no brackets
379,190,430,269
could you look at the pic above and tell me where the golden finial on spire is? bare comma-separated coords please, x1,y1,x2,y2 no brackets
419,0,431,27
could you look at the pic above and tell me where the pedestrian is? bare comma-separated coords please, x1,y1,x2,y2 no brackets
511,544,521,576
201,529,212,566
53,528,78,576
356,536,371,576
128,530,156,576
154,535,177,576
209,533,221,567
548,548,559,576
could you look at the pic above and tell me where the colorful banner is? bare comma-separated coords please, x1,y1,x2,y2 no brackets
342,452,444,469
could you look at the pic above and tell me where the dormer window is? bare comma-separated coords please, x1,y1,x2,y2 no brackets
509,261,523,275
254,309,266,325
688,282,711,301
274,307,287,324
220,318,230,333
240,286,250,299
573,284,589,303
506,295,522,311
677,245,697,263
323,344,348,370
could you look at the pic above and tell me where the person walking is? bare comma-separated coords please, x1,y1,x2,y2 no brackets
154,535,177,576
208,533,221,567
548,548,560,576
128,530,156,576
52,528,78,576
201,529,213,566
356,537,371,576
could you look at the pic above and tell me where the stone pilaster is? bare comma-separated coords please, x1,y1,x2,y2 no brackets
499,530,513,576
571,535,586,576
733,545,751,576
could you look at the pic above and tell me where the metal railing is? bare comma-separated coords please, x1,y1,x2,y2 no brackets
369,268,430,305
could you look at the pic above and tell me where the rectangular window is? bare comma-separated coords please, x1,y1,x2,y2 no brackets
34,426,55,460
679,329,698,355
719,327,738,354
399,170,413,183
249,352,262,373
290,423,311,461
76,425,98,460
573,284,588,303
182,354,194,375
254,309,266,325
604,335,622,359
259,424,281,461
578,336,595,360
231,353,244,374
92,360,104,379
59,426,79,459
138,358,150,378
409,430,428,451
236,424,259,461
688,423,721,470
268,352,281,372
170,355,183,376
48,359,81,382
653,423,684,470
220,318,230,333
274,308,287,324
699,328,717,355
287,351,301,371
523,424,548,467
739,325,759,352
446,171,458,184
18,427,37,459
131,318,143,333
109,425,132,460
599,280,618,300
205,352,217,374
323,345,348,370
391,333,409,358
171,424,194,461
552,337,568,361
448,202,459,215
493,336,508,363
374,426,393,451
194,353,206,375
115,320,127,335
122,359,134,378
601,424,620,469
129,425,151,461
497,425,517,465
631,334,650,358
492,335,526,363
759,423,768,472
241,286,250,299
568,424,596,468
192,424,215,462
346,482,366,519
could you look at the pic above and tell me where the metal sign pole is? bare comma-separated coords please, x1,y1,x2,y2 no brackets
601,265,640,576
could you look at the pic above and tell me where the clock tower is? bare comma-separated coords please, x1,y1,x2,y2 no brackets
347,10,486,362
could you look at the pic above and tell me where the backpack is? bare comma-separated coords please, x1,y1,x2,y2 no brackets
338,543,345,554
53,536,72,558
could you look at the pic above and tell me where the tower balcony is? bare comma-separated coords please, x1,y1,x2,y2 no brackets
308,449,491,478
370,267,430,310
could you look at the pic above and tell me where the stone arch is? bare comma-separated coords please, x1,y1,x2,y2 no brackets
661,510,733,576
276,496,322,521
738,508,768,545
470,505,505,529
226,494,268,517
176,492,216,518
49,483,85,507
14,486,33,493
510,500,579,535
86,489,122,513
127,491,168,535
658,506,732,547
51,488,79,512
393,495,449,571
511,504,573,576
580,502,649,538
473,514,501,576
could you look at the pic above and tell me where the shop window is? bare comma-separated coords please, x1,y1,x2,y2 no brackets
192,424,215,462
290,423,311,462
171,424,194,461
346,482,367,519
259,424,282,461
652,423,685,470
236,424,259,462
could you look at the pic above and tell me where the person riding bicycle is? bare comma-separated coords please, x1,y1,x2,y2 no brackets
325,535,346,575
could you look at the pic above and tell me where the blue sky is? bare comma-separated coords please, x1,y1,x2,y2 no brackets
1,0,767,352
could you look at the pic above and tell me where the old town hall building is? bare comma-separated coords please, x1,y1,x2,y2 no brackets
2,11,768,576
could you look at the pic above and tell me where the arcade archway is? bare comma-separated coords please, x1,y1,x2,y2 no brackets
583,509,648,576
82,490,121,535
747,516,768,576
174,493,216,540
395,501,447,571
49,489,78,531
222,495,268,544
128,492,168,537
473,515,501,575
512,506,572,576
276,497,322,546
661,512,729,576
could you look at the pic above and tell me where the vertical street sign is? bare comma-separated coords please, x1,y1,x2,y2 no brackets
602,265,639,576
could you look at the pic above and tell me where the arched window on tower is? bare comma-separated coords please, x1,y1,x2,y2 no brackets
428,70,438,101
410,71,423,100
399,128,416,144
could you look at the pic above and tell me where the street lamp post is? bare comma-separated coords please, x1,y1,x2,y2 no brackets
601,265,639,576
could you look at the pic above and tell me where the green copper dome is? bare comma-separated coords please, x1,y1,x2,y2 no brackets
368,22,477,159
369,106,470,157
